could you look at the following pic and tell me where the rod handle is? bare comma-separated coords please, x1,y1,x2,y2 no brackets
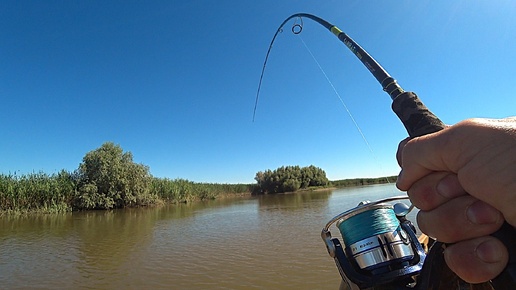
391,92,446,138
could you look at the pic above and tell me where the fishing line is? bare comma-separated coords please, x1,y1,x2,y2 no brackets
297,34,391,184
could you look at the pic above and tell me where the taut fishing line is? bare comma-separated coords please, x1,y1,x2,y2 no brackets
297,35,369,150
296,34,391,185
253,14,392,185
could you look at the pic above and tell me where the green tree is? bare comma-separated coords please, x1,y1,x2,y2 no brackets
254,165,328,194
73,142,155,210
304,165,329,187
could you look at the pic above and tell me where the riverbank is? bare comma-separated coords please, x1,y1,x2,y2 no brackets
331,176,397,187
0,172,396,216
259,175,397,195
0,172,254,216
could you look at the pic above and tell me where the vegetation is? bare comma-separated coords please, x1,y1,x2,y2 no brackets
149,178,252,203
0,142,253,215
73,142,155,210
0,170,74,214
330,176,397,187
254,165,329,194
0,142,395,215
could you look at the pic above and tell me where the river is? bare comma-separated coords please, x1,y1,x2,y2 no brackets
0,184,417,289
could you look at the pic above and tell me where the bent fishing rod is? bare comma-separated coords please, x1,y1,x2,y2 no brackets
255,13,516,290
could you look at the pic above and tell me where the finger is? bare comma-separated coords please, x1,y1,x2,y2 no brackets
460,147,516,228
444,236,509,283
417,195,503,243
396,130,457,191
396,137,410,167
407,172,466,211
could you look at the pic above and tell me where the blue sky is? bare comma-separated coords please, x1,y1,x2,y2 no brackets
1,1,515,183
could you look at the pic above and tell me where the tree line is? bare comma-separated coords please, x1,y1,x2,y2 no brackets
331,176,397,187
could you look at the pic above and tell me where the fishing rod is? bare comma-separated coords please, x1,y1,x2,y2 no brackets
253,13,442,137
255,13,516,290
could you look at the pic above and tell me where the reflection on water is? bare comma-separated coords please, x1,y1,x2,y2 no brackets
0,184,409,289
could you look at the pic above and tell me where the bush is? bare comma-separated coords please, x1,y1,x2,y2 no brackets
73,142,154,210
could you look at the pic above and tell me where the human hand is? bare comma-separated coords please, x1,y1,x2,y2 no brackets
396,117,516,283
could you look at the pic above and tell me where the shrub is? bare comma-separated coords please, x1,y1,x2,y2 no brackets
73,142,154,210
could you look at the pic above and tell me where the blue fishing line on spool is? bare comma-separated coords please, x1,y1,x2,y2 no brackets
337,207,399,247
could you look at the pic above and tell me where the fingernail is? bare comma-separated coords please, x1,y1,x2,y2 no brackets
467,201,502,225
436,175,454,198
436,174,463,198
476,239,504,263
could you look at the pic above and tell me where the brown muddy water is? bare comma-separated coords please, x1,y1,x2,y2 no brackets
0,184,415,289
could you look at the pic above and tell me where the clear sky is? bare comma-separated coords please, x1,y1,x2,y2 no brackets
1,1,515,184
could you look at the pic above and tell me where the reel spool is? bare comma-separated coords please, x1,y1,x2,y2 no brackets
322,196,426,290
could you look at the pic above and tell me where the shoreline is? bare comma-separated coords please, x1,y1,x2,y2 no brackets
0,177,397,216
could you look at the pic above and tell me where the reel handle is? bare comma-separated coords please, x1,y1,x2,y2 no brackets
391,91,516,289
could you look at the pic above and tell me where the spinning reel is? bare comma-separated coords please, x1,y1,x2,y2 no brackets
322,197,516,290
322,196,426,290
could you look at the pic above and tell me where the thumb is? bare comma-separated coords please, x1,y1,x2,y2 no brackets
444,236,508,283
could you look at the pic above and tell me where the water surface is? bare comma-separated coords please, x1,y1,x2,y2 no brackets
0,184,413,289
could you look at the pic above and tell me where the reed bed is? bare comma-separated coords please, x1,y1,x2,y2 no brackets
0,171,75,214
149,178,253,203
0,172,253,215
